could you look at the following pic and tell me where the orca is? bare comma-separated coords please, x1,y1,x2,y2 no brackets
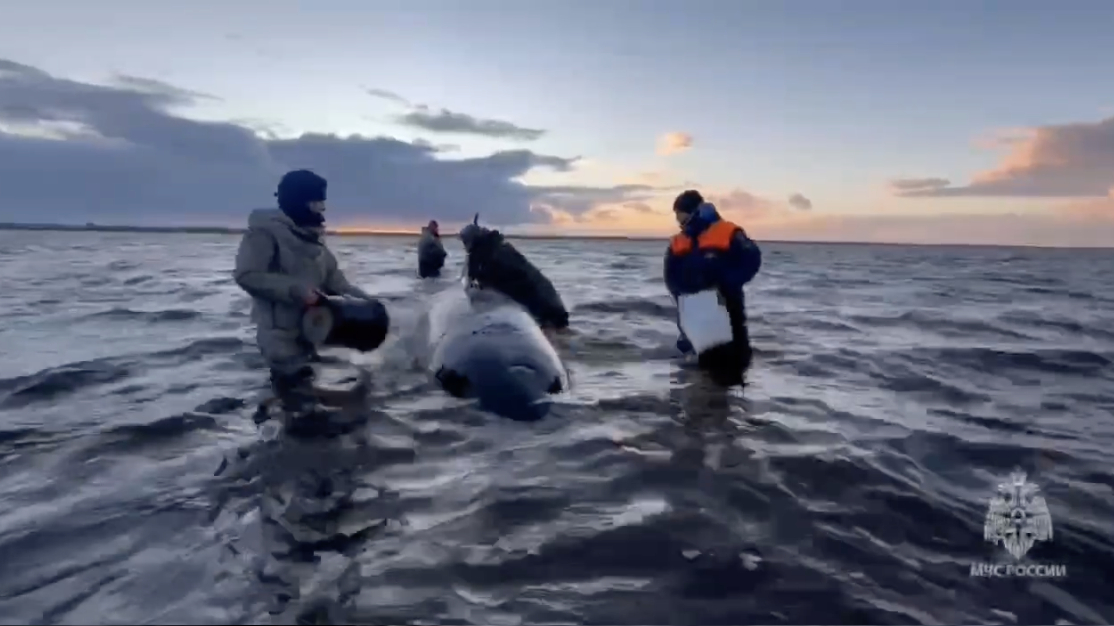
418,284,568,421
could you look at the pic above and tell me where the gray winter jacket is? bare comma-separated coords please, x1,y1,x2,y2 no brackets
233,209,371,335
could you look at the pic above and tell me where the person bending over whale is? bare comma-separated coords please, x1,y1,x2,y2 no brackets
664,190,762,384
458,219,570,332
233,169,378,424
417,219,447,278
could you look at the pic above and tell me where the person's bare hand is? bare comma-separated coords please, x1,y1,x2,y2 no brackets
303,290,321,306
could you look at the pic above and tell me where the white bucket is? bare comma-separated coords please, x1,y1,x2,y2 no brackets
676,289,734,354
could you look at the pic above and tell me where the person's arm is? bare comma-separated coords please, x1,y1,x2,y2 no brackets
721,230,762,289
491,246,570,329
516,254,569,329
512,267,568,329
233,229,311,304
531,278,570,329
663,245,682,299
662,246,693,353
323,249,374,300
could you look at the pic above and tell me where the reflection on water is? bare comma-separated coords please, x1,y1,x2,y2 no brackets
2,231,1113,624
212,400,415,623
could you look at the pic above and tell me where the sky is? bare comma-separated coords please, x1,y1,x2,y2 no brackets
2,0,1114,246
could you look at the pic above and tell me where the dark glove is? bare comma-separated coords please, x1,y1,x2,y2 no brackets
676,335,694,355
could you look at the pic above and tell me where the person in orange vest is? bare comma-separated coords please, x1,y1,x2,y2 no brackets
664,189,762,383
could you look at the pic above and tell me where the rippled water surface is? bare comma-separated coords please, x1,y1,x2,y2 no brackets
1,230,1112,625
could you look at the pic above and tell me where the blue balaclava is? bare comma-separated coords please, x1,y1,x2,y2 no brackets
276,169,327,228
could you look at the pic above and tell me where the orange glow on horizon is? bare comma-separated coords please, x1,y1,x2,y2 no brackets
322,201,1114,247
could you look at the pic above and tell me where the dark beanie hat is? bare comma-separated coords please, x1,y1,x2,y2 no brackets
673,189,704,215
276,170,327,210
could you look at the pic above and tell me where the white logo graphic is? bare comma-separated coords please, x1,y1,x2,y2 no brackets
983,470,1053,560
969,470,1065,579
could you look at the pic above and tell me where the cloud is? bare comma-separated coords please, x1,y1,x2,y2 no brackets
751,212,1114,248
971,127,1034,151
622,201,656,214
0,59,643,226
1059,195,1114,221
787,193,813,211
110,75,220,104
894,116,1114,198
364,87,411,107
581,201,659,223
562,186,807,234
694,188,817,226
365,86,544,141
529,183,656,217
888,177,951,193
525,180,1114,247
704,188,776,215
634,171,667,185
410,137,461,153
656,132,693,156
530,205,578,226
528,195,1114,246
396,105,545,141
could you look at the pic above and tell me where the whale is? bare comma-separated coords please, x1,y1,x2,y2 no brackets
417,284,568,421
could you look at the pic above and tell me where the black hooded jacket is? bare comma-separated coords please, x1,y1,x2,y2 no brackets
466,230,569,329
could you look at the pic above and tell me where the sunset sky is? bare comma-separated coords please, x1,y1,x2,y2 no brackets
2,0,1114,245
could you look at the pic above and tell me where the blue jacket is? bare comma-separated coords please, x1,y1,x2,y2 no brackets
663,203,762,299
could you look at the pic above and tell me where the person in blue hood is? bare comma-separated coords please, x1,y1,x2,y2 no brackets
233,170,378,429
664,189,762,383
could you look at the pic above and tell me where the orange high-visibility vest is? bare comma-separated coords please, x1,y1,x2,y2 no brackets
669,219,741,256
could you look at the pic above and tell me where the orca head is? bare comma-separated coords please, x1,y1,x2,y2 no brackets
434,330,564,421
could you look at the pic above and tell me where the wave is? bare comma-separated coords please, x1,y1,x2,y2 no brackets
0,232,1112,624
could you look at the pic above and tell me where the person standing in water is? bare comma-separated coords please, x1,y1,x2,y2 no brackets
417,219,447,278
459,219,570,332
233,169,377,422
664,189,762,384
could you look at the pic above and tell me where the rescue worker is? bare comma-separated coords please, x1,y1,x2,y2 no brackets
664,189,762,384
233,169,377,424
417,219,447,278
459,220,570,332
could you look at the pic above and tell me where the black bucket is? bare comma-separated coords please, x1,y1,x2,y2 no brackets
302,296,390,353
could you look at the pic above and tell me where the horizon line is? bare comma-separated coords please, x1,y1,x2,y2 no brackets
0,221,1111,251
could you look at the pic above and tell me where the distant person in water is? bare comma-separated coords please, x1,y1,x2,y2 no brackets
664,189,762,384
459,218,570,332
417,219,447,278
233,169,377,423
